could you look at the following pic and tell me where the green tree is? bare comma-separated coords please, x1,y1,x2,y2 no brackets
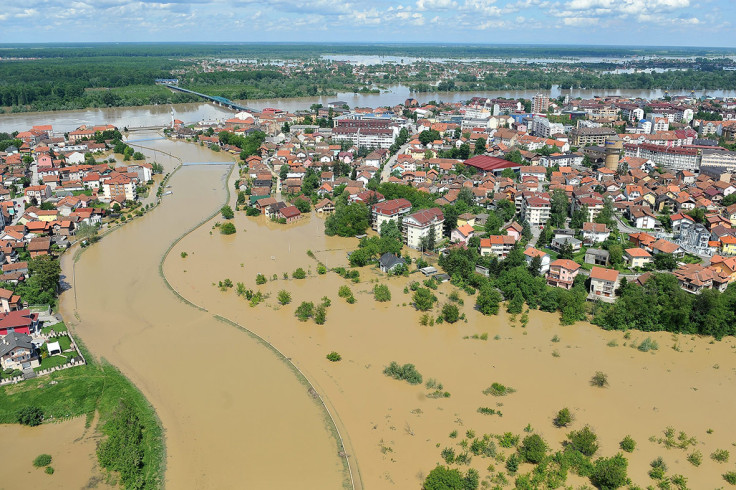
220,205,234,219
590,453,629,489
220,222,236,235
553,407,573,427
550,189,569,228
325,202,370,237
279,164,288,180
441,303,460,323
277,290,291,305
476,285,502,315
17,406,44,426
373,284,392,302
568,425,599,457
474,137,486,155
413,287,436,311
519,434,548,464
423,465,464,490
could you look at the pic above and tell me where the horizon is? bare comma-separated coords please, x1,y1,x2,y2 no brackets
1,0,735,47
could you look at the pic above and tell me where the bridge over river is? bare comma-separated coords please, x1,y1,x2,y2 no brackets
165,85,257,113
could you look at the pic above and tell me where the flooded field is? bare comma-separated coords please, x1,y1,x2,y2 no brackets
165,195,736,488
58,134,349,488
0,417,111,489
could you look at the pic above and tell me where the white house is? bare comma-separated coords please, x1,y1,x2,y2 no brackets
402,208,444,250
524,247,550,274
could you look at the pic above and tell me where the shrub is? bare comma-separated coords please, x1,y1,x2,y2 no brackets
497,432,519,448
590,454,628,489
591,371,609,388
553,408,573,428
637,337,659,352
245,207,260,216
338,285,353,298
314,305,327,325
33,454,52,467
620,435,636,453
220,222,236,234
724,472,736,485
293,268,306,279
686,450,702,466
295,301,315,321
649,457,667,479
712,449,730,463
567,426,599,457
383,361,422,385
505,453,520,474
441,447,456,464
321,296,331,308
45,466,54,475
17,407,44,426
180,252,188,258
220,205,234,219
277,290,292,305
326,351,341,362
255,274,267,285
519,434,547,464
441,303,460,323
317,265,327,274
373,284,392,302
483,382,515,396
423,465,466,490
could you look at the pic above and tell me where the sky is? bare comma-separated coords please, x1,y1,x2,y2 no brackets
0,0,735,47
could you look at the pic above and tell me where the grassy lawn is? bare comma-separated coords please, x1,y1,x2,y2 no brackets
33,355,71,372
57,335,72,352
41,322,67,335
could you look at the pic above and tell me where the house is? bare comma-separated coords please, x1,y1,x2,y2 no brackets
584,248,610,266
28,237,52,258
524,247,550,274
503,222,524,242
720,235,736,255
266,202,288,219
0,309,39,336
546,259,581,289
480,235,516,258
372,198,412,231
650,238,685,257
379,253,405,273
456,213,476,227
673,264,729,294
710,255,736,283
451,224,475,245
0,288,21,313
314,199,335,214
551,235,582,253
254,197,278,214
624,248,653,269
278,206,302,223
402,208,444,250
0,332,39,371
589,267,620,302
629,207,657,229
24,185,52,203
581,222,610,244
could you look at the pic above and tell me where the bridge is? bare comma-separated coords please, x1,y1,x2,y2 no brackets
165,85,257,113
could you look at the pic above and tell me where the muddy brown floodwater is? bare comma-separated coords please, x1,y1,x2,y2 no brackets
58,134,349,489
164,173,736,489
0,417,112,490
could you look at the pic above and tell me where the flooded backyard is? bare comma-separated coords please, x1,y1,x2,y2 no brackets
57,134,349,489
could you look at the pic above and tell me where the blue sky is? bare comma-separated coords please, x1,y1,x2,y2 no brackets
0,0,734,46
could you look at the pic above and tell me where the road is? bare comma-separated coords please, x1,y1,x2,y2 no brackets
381,142,410,182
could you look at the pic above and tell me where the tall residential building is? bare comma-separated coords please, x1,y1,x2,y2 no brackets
532,94,550,114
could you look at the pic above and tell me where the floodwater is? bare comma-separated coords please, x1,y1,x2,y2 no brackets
0,417,111,489
166,205,736,489
57,133,348,489
3,82,736,135
0,103,233,134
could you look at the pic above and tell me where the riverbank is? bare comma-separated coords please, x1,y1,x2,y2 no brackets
163,206,736,488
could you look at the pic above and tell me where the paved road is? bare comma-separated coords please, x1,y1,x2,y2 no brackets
381,142,410,182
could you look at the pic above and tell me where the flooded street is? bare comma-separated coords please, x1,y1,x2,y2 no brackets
0,417,111,490
58,134,348,489
166,204,736,488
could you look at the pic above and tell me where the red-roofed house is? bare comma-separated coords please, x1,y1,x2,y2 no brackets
403,208,444,250
547,259,580,289
589,267,620,302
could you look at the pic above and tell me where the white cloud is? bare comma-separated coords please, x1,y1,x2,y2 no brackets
416,0,457,11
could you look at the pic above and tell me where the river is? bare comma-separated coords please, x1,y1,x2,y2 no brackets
3,84,736,134
58,133,349,489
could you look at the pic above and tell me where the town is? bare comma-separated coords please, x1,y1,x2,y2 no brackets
2,90,736,382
